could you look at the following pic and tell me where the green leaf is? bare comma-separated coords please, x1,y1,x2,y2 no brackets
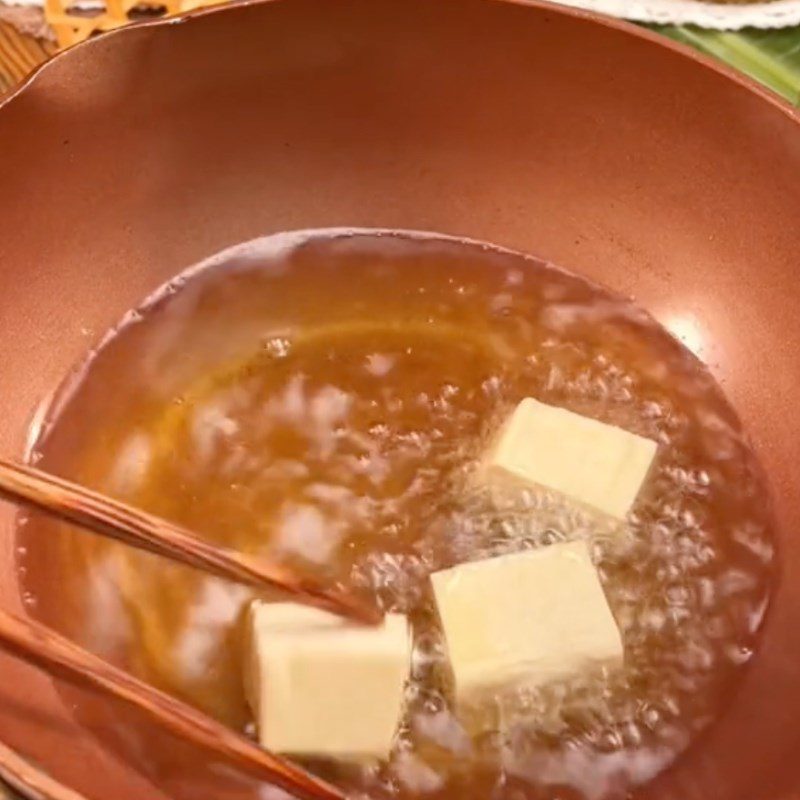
650,24,800,105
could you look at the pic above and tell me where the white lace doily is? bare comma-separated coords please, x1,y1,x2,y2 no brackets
556,0,800,29
5,0,800,31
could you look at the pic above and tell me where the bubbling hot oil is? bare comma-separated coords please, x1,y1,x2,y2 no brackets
20,230,774,800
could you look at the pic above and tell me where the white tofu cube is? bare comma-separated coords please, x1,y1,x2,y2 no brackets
431,541,623,701
489,398,657,519
245,602,411,761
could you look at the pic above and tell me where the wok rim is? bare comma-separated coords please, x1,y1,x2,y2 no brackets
0,0,798,123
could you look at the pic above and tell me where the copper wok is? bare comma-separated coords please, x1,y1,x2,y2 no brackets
0,0,798,798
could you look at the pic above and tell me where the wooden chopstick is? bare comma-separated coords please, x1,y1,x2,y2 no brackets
0,608,345,800
0,459,380,625
0,739,90,800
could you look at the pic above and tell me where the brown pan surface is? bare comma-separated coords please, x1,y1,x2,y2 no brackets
0,1,798,798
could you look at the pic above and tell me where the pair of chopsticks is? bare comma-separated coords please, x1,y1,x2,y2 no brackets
0,458,382,800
